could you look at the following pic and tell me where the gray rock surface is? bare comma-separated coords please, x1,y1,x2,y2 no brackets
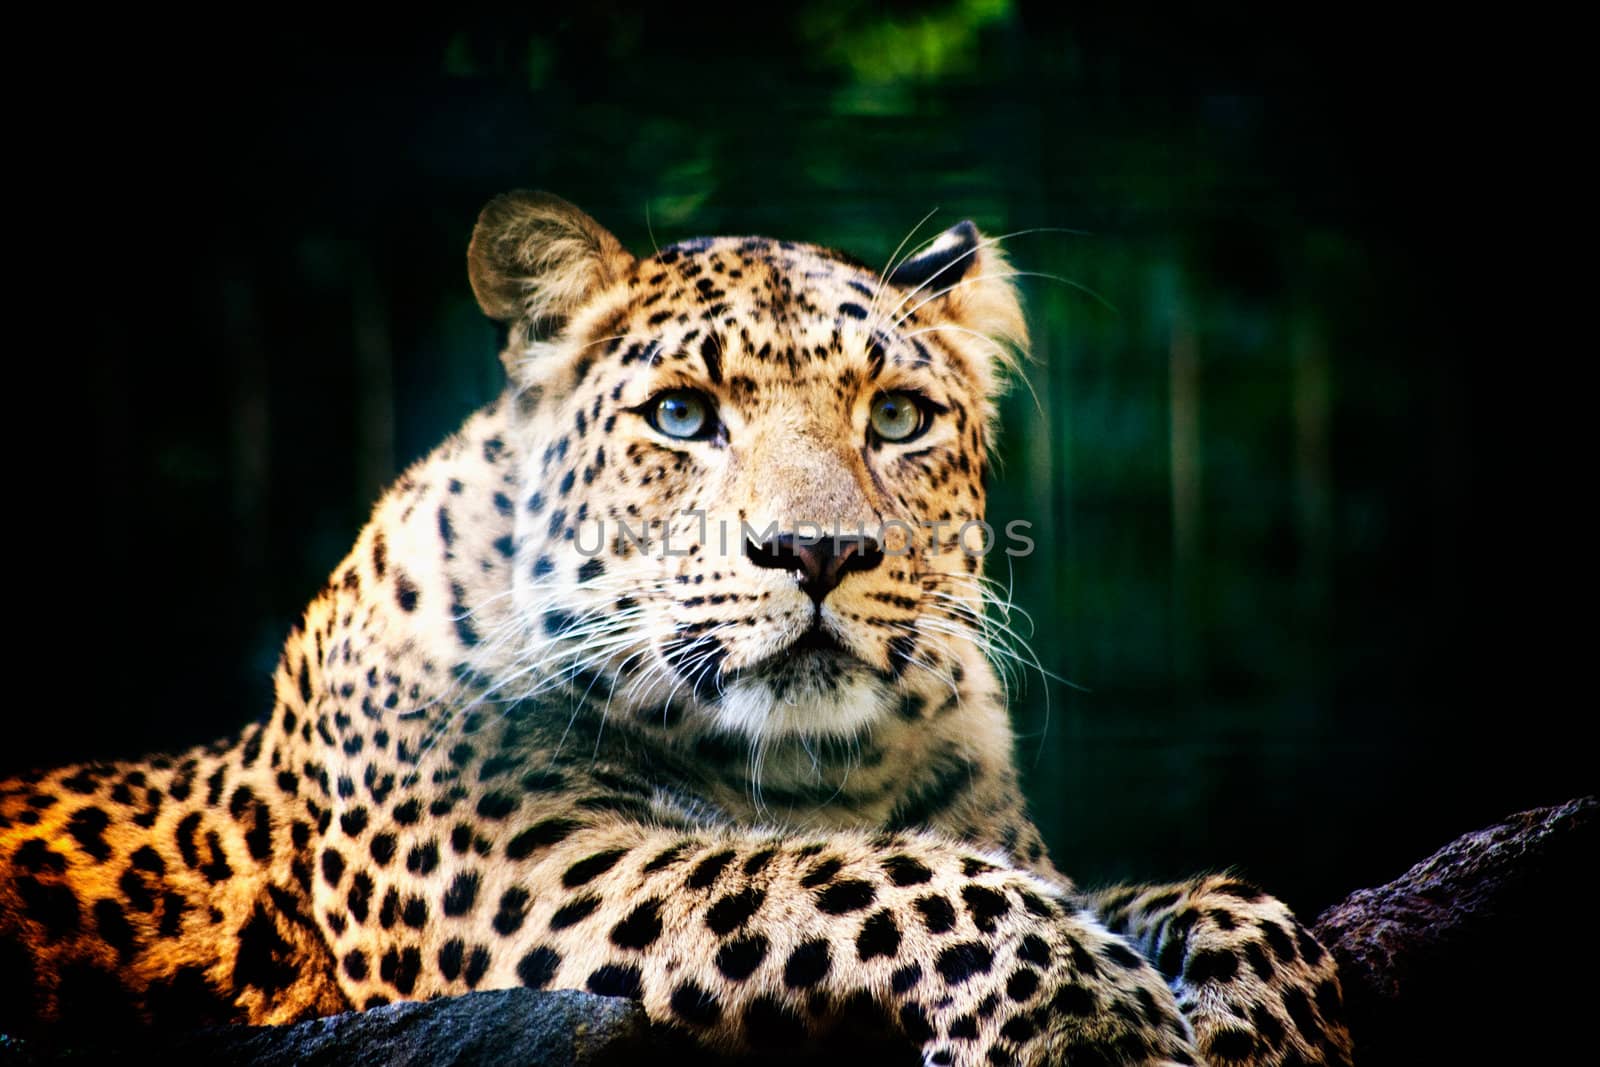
1,988,660,1066
168,987,655,1066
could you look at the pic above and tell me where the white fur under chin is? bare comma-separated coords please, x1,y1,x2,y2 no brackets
709,669,890,742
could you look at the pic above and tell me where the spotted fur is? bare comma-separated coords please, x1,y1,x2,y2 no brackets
0,193,1351,1065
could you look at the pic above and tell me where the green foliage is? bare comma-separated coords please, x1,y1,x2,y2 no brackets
800,0,1014,86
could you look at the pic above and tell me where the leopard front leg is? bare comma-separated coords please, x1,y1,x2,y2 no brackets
1084,876,1353,1067
389,823,1203,1066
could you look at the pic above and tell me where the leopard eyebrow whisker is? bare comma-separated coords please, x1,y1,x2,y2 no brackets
890,264,1116,333
864,205,942,330
868,225,1094,339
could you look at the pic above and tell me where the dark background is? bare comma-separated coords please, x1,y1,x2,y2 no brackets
16,6,1591,916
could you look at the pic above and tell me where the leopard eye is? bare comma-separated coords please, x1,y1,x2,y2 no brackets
869,392,927,442
646,389,717,440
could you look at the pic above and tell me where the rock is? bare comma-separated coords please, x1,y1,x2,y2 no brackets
1,988,657,1066
174,987,655,1066
1314,796,1596,1065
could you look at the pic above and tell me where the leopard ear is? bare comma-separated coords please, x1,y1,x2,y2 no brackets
467,191,634,338
889,220,984,294
889,220,1027,387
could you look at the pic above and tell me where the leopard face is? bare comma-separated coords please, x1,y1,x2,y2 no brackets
469,195,1027,745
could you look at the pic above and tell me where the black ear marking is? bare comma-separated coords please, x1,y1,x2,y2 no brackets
888,221,981,293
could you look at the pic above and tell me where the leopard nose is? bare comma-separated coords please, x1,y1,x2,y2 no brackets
745,533,885,605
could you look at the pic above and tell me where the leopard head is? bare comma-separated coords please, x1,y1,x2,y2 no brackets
467,192,1027,744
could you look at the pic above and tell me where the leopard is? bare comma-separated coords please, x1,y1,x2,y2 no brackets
0,192,1353,1066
